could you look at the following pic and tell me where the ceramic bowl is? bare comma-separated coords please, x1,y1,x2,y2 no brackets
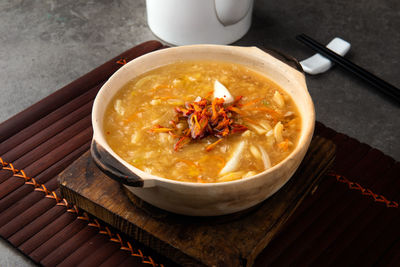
91,45,315,216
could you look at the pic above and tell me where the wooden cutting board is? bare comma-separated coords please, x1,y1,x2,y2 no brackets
58,135,335,267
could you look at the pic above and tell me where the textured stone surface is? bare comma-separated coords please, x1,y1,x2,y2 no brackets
0,239,36,267
0,0,399,265
238,0,400,161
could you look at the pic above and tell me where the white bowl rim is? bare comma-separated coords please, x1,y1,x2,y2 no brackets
92,44,315,188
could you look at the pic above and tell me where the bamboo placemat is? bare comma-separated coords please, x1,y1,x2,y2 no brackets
0,41,399,266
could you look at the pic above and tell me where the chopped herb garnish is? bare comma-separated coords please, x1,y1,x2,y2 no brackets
262,100,270,106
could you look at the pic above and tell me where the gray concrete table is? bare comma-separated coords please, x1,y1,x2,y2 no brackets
1,0,399,266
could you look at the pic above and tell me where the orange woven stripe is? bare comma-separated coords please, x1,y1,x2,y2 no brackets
0,157,162,266
25,177,40,187
328,171,399,208
116,58,127,65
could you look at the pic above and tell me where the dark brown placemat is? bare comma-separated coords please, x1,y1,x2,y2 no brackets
0,41,399,267
255,123,400,267
0,41,171,267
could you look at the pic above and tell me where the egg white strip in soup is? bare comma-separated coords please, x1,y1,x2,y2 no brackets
219,140,246,175
214,80,234,104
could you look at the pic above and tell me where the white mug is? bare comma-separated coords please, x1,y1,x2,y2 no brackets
146,0,254,45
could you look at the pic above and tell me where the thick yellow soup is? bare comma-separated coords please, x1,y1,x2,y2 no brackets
104,61,301,183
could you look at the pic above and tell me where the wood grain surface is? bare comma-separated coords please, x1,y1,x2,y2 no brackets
58,136,336,267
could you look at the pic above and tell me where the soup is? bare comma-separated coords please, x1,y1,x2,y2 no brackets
103,61,301,183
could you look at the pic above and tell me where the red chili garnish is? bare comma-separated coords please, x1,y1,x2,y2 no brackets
174,136,191,151
231,124,248,134
149,125,173,133
205,138,223,152
152,96,247,151
233,95,243,105
169,120,177,129
168,131,179,138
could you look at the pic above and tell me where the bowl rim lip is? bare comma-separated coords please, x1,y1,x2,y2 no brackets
92,44,316,188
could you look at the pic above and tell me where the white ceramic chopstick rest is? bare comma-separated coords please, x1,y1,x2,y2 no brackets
300,37,351,75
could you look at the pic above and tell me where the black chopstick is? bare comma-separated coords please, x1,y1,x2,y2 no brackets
296,34,400,104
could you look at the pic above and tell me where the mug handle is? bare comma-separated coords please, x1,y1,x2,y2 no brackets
91,140,144,187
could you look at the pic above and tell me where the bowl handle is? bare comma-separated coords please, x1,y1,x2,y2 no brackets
261,47,304,73
91,140,144,187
